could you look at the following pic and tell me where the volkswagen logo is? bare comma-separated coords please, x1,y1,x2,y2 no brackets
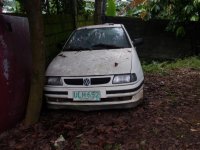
83,78,91,86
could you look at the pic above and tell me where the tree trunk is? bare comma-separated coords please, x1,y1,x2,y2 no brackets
24,0,45,126
56,0,60,14
46,0,50,14
0,0,3,13
94,0,103,24
102,0,107,22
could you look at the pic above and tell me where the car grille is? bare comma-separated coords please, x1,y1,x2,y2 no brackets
64,77,111,85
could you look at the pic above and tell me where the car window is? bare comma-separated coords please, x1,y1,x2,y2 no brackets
63,27,131,51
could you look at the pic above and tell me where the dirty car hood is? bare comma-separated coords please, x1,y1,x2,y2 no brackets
46,49,132,76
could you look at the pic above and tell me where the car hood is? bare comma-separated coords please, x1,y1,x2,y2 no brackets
46,48,132,76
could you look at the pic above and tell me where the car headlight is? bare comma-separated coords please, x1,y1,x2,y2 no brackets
46,77,63,85
113,74,137,84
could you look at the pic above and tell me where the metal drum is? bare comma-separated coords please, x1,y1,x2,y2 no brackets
0,14,31,133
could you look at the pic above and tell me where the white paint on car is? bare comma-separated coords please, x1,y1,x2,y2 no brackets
46,48,132,76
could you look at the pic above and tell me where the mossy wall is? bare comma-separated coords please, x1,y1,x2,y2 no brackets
44,14,94,64
77,15,94,27
104,16,200,60
43,14,74,64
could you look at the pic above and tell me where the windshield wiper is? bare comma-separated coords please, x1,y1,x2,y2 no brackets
91,43,124,49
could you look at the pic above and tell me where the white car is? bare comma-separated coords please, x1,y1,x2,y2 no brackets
44,23,144,111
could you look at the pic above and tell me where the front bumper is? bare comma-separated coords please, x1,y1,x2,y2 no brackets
46,88,143,111
44,80,144,111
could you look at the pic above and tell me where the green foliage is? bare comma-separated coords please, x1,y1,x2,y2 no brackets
142,57,200,73
77,0,94,16
176,26,186,37
84,1,94,16
7,0,92,15
140,0,200,21
126,0,200,36
15,0,25,13
2,0,16,13
116,0,130,16
46,0,68,14
106,0,116,16
142,61,168,74
126,4,147,18
15,1,22,13
2,0,25,13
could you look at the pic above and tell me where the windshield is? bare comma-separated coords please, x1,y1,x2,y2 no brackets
63,27,131,51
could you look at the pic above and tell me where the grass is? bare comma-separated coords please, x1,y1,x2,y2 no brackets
142,56,200,73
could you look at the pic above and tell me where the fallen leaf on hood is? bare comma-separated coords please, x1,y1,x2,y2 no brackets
114,62,118,67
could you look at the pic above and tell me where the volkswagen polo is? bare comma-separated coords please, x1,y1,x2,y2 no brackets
44,23,144,111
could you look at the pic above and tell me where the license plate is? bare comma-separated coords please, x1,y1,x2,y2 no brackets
73,91,101,101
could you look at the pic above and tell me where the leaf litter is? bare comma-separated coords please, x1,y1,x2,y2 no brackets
0,68,200,150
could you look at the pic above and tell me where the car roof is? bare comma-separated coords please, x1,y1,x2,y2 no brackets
77,23,123,30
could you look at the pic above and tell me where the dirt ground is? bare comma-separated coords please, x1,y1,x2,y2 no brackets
0,68,200,150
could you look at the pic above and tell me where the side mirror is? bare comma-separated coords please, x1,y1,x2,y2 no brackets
133,38,143,46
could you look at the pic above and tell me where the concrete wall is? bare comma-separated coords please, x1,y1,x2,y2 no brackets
104,17,200,60
44,14,74,64
77,15,94,28
44,14,94,64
